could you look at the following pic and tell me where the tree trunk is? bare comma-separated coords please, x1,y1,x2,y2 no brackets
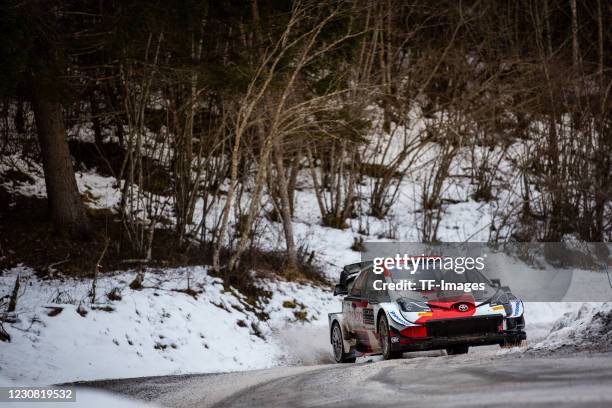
287,153,300,216
273,141,298,271
30,75,91,238
90,92,103,148
569,0,580,70
226,134,274,272
596,0,603,80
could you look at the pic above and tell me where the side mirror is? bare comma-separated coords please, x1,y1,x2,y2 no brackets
491,278,501,288
334,284,347,296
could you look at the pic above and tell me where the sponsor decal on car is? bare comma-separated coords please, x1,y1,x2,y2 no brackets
388,310,412,327
363,308,375,325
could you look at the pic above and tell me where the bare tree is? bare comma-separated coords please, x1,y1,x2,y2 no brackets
28,7,91,238
214,0,363,273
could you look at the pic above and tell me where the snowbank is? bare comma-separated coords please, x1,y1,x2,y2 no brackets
0,266,337,384
523,302,584,341
530,303,612,352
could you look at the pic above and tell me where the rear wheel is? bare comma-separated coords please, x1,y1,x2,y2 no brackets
378,314,403,360
331,322,355,363
446,345,469,355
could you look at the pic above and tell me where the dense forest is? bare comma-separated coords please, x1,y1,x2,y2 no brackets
0,0,610,277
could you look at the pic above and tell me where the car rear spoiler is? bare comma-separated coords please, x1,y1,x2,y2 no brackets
334,261,373,295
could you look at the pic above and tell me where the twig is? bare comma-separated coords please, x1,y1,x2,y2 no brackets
91,238,110,303
47,255,71,273
121,258,150,264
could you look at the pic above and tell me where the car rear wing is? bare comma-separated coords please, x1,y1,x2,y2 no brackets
334,261,373,295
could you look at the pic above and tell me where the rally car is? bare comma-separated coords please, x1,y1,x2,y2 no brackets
328,260,526,362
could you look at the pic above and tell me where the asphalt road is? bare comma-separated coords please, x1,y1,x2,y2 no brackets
77,350,612,408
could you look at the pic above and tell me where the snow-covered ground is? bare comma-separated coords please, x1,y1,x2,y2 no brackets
0,266,338,384
1,131,610,387
2,263,607,385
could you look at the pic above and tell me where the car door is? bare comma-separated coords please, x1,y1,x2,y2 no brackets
364,269,392,351
362,270,378,333
343,271,367,335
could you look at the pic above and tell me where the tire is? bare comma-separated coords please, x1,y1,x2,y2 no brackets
378,314,403,360
446,345,469,355
331,322,356,363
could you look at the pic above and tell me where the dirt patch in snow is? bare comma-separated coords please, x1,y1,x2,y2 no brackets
0,186,210,277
